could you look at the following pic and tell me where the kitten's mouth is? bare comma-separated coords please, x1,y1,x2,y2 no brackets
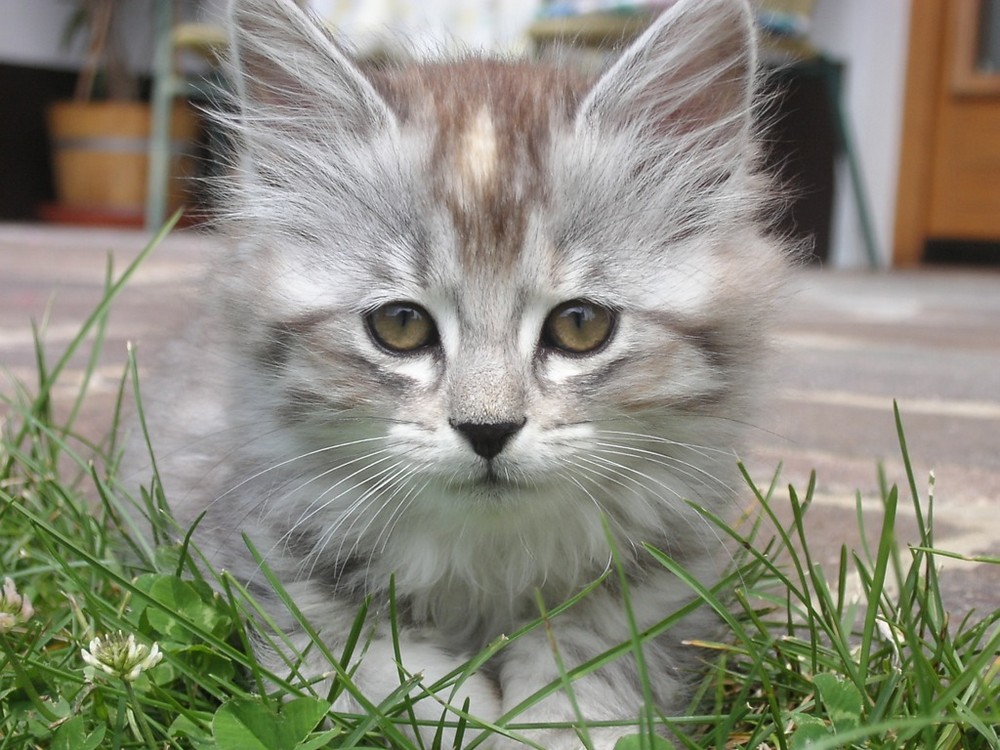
449,462,529,494
483,464,517,486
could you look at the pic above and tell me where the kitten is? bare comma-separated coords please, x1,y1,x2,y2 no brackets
153,0,785,746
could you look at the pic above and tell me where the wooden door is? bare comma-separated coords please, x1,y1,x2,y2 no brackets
895,0,1000,265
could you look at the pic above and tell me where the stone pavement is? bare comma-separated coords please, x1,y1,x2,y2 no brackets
746,268,1000,618
2,223,998,617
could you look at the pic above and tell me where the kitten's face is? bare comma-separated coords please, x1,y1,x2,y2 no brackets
222,0,782,521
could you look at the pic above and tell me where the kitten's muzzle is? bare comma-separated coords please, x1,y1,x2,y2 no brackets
450,418,526,461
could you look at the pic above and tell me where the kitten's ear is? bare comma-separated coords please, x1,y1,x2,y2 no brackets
228,0,394,137
576,0,757,144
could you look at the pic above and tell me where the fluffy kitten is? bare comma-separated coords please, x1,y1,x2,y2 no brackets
154,0,785,746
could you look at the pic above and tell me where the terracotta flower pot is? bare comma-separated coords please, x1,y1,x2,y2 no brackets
45,100,199,224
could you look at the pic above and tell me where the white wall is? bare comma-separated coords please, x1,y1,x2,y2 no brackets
0,0,81,69
1,0,539,69
810,0,911,268
0,0,198,73
302,0,537,53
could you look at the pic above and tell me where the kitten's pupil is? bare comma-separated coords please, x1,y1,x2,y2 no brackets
367,302,439,352
543,300,615,354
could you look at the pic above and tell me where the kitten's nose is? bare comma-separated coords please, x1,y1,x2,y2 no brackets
450,419,526,460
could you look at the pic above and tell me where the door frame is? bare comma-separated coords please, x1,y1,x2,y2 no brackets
894,0,1000,265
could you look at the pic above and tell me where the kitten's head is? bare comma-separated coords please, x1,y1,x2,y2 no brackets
216,0,784,539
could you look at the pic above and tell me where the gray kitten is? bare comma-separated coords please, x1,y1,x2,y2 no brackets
151,0,785,746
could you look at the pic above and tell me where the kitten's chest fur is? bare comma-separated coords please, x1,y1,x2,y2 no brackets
215,444,661,649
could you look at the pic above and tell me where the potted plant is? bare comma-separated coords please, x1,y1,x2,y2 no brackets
44,0,200,226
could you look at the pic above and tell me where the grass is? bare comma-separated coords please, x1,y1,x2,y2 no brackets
1,227,998,749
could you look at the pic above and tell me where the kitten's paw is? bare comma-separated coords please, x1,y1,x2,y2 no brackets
489,726,626,750
437,670,504,725
331,642,502,748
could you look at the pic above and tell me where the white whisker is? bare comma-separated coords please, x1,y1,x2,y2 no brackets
213,435,391,504
572,453,686,503
289,449,398,528
307,458,413,567
591,441,737,496
594,429,734,459
554,468,616,575
375,471,432,555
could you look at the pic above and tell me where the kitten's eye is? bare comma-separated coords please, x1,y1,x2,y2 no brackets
542,300,616,355
366,302,439,353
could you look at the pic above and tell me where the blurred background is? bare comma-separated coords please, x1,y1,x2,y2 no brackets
0,0,997,268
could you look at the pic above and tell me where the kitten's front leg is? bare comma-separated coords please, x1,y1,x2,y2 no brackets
495,572,714,750
496,629,656,750
339,632,503,747
256,592,501,746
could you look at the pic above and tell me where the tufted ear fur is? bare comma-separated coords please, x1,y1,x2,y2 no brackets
227,0,395,139
576,0,757,148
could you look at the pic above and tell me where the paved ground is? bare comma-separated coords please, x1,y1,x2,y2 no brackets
2,223,998,618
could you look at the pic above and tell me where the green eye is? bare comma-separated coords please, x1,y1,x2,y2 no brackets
542,300,616,354
366,302,439,353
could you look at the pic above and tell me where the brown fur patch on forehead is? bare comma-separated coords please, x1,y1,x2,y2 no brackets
370,60,591,270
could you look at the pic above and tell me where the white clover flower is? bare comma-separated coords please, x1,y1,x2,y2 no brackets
81,630,163,681
0,577,34,633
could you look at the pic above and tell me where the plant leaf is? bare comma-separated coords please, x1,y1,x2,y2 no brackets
613,733,676,750
789,720,831,750
139,574,228,640
212,696,329,750
51,717,106,750
813,673,863,733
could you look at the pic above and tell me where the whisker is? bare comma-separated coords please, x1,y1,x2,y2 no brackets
554,468,615,576
375,470,432,555
328,464,429,587
591,442,737,496
306,458,413,566
289,449,398,528
344,463,420,556
561,458,660,542
260,455,412,577
576,452,723,544
594,429,734,459
572,453,686,503
213,434,391,504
